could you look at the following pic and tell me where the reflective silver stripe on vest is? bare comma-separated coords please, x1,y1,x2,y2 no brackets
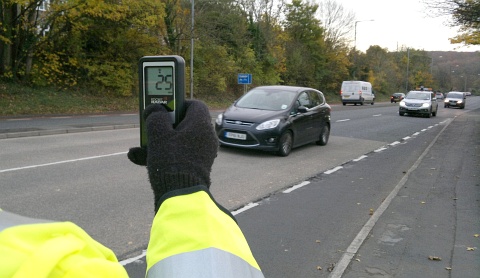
146,247,264,278
0,210,51,232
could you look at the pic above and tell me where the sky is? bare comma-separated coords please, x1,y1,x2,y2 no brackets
333,0,480,52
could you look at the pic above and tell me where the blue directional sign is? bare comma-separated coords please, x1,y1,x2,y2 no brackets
238,73,252,84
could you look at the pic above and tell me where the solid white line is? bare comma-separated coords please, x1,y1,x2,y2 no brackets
336,119,350,122
372,114,382,117
283,181,310,193
7,118,33,121
0,152,127,173
324,166,343,175
352,155,367,162
328,117,452,278
232,203,259,216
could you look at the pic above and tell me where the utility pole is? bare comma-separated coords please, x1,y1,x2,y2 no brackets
190,0,194,99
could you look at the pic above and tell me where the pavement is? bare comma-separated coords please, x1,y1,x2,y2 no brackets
0,114,139,139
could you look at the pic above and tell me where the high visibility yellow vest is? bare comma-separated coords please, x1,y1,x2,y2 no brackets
146,186,264,277
0,185,264,278
0,210,128,278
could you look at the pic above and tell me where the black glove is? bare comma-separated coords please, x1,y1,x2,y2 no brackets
128,100,218,211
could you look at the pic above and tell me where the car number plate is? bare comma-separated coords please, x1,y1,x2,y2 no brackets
343,95,350,98
225,132,247,140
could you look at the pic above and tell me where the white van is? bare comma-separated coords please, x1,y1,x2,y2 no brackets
340,81,375,106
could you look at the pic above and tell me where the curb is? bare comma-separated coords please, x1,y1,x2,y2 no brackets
0,124,139,140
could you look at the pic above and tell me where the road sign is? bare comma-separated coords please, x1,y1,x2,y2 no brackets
238,73,252,84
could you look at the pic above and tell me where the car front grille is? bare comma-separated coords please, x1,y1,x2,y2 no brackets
224,119,255,127
405,103,422,107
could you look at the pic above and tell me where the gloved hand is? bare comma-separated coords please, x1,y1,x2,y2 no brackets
128,100,218,212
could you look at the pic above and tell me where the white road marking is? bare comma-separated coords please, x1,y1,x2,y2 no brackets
120,250,147,266
336,119,350,122
232,203,259,216
324,166,343,174
0,152,127,173
283,181,310,193
374,147,387,152
352,155,368,162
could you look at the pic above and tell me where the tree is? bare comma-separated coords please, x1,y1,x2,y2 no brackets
425,0,480,46
282,0,327,88
317,0,355,50
0,0,45,79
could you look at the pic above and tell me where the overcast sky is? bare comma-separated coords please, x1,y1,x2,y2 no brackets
333,0,480,52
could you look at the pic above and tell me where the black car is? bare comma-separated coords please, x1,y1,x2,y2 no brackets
215,85,331,156
390,93,405,103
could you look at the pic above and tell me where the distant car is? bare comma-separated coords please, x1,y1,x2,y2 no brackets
465,91,472,96
444,91,466,109
390,93,405,103
215,85,331,157
435,92,444,100
399,90,438,117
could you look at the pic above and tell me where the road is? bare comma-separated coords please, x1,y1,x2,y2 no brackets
1,98,479,277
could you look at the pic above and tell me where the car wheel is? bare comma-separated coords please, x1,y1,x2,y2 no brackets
316,124,330,146
371,99,375,105
277,131,293,157
426,109,432,118
343,102,346,106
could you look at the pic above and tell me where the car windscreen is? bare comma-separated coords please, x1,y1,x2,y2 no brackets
236,89,297,111
406,92,430,100
446,93,463,99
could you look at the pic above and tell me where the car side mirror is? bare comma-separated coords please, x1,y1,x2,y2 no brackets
297,106,308,113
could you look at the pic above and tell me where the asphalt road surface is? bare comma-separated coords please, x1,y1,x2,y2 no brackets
1,98,479,277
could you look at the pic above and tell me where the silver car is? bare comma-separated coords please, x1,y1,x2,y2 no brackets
444,91,466,109
399,91,438,118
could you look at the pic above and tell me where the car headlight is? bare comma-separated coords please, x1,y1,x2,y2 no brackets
215,114,223,125
256,119,280,130
444,99,448,103
399,101,406,107
457,100,463,103
421,103,430,108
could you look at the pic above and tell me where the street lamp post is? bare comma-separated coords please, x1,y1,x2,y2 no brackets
190,0,194,99
353,19,374,79
354,19,374,51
